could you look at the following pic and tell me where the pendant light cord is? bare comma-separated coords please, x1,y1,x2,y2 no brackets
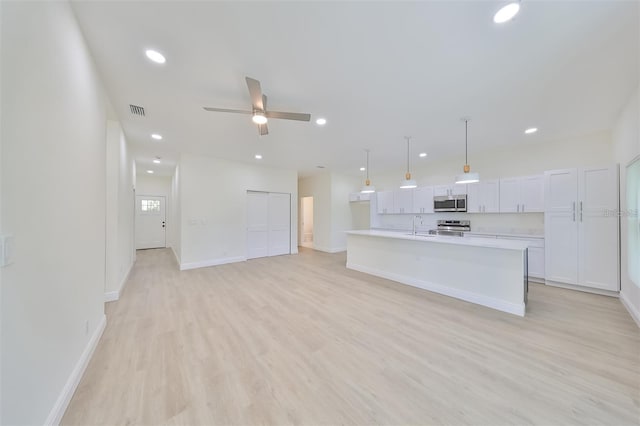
465,119,468,165
366,150,370,180
405,137,411,174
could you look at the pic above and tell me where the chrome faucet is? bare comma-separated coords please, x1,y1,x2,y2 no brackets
412,215,422,236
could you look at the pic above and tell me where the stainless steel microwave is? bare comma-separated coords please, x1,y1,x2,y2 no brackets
433,195,467,212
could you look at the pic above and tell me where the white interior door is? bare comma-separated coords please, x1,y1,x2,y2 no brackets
247,192,269,259
268,193,291,256
135,195,166,249
544,169,578,284
578,165,619,290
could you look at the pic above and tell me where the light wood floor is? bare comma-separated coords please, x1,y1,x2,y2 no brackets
62,248,640,425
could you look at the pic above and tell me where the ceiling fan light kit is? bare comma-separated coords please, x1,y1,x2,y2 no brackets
361,149,376,193
455,117,480,184
400,136,418,189
203,76,311,136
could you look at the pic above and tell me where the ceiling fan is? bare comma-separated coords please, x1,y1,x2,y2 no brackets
203,77,311,136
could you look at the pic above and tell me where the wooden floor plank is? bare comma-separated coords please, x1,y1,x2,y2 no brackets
62,248,640,425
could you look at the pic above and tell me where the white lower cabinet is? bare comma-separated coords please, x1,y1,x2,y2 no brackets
497,236,545,280
544,165,619,291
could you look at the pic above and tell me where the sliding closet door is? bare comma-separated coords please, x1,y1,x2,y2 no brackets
247,191,291,259
247,191,269,259
268,193,291,256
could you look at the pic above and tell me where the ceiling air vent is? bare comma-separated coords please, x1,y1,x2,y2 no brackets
129,104,145,117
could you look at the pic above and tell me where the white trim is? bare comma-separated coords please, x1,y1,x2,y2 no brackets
312,245,347,254
347,262,526,317
620,290,640,328
545,280,619,297
103,261,134,303
44,314,106,426
180,256,246,271
171,245,180,266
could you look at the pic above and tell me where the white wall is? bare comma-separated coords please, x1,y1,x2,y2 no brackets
105,121,135,300
178,154,298,269
612,85,640,324
331,173,361,250
1,2,109,424
369,130,613,233
171,164,181,264
136,174,173,248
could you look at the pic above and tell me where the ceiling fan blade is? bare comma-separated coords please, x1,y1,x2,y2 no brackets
245,77,264,111
265,111,311,121
258,122,269,136
203,107,252,114
262,94,267,111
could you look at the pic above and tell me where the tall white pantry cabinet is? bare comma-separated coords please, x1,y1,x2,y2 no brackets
544,165,619,292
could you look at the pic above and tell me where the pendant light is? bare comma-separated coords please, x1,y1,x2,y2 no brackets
455,118,480,184
400,136,417,189
361,149,376,193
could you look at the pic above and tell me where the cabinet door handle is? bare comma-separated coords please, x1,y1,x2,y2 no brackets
572,202,576,222
580,201,583,222
522,204,525,212
517,204,520,213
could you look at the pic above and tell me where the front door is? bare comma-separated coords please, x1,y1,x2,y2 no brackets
135,195,166,249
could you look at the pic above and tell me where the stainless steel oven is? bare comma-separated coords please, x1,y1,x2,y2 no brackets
433,195,467,212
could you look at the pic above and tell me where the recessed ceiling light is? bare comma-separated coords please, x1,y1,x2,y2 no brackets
524,127,538,134
494,2,520,24
151,133,163,140
145,49,166,64
146,170,154,174
153,159,161,164
316,118,327,126
360,167,366,171
419,152,428,158
255,154,262,159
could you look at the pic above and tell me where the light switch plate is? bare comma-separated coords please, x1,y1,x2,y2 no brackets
0,234,14,267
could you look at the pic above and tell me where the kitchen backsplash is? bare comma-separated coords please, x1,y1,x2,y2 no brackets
371,211,544,236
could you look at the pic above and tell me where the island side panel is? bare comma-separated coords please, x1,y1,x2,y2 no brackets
346,234,526,316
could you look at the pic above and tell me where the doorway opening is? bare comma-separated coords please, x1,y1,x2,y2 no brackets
301,196,314,248
135,195,166,249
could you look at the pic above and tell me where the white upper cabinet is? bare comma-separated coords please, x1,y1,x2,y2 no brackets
520,175,545,212
467,180,500,213
376,189,414,214
413,186,434,214
434,184,467,197
499,175,544,213
544,166,619,291
376,191,394,214
393,189,414,214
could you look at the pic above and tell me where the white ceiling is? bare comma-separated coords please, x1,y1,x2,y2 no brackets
71,1,639,178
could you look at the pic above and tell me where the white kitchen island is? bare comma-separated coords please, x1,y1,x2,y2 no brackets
346,230,529,316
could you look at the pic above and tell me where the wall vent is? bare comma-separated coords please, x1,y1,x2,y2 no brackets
129,104,145,117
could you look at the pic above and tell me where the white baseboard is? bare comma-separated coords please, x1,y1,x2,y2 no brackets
312,245,347,254
620,290,640,328
103,261,134,303
180,256,246,271
347,262,526,317
45,314,106,426
545,280,619,297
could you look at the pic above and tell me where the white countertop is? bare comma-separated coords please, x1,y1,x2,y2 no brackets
347,230,529,251
465,231,544,239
